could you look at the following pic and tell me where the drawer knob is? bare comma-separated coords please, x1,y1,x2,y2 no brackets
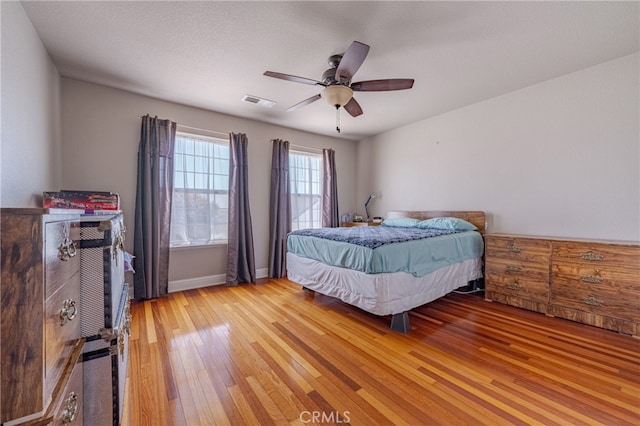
508,245,523,253
580,275,603,284
58,238,77,261
582,296,604,307
123,296,132,335
118,327,126,357
112,233,126,265
106,328,127,358
59,299,77,326
61,391,78,423
506,283,521,291
505,265,522,273
580,251,603,262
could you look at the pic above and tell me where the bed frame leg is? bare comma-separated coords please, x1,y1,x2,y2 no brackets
390,312,411,333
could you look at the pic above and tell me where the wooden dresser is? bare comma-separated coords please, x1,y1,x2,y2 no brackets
485,233,640,337
1,209,84,425
484,235,552,314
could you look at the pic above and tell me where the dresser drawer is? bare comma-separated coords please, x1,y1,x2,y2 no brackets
485,236,551,263
552,242,640,271
45,221,81,299
50,356,83,426
44,271,81,400
552,263,640,294
547,304,637,335
485,274,549,304
485,256,549,281
550,280,638,322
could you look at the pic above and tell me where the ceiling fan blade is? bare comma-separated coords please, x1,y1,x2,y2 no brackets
335,41,370,82
286,94,322,111
264,71,325,86
351,79,415,92
343,97,363,117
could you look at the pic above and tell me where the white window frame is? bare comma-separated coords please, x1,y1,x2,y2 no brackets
289,149,323,231
170,131,229,248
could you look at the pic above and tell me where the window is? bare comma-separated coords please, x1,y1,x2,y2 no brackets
170,133,229,247
290,151,322,230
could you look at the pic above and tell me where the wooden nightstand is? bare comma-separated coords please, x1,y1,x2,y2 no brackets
341,221,381,227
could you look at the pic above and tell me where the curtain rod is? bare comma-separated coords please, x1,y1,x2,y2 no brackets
177,123,229,138
137,116,229,138
289,143,324,154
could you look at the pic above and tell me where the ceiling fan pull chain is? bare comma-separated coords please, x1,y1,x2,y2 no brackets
336,105,341,133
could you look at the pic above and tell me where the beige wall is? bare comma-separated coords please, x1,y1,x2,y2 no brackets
60,79,358,287
357,53,640,242
1,1,62,207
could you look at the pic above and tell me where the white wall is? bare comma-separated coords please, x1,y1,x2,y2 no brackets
358,53,640,242
1,1,62,207
61,79,358,287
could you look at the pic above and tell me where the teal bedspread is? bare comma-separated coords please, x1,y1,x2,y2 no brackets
287,226,484,277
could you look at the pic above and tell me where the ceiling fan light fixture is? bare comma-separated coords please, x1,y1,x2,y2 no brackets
263,40,414,133
321,85,353,107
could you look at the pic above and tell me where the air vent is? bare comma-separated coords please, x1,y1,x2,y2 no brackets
241,94,276,108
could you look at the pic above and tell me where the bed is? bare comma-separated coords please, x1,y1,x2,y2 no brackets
286,211,486,332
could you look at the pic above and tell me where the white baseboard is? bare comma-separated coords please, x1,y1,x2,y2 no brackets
169,274,225,292
256,267,268,279
168,268,269,293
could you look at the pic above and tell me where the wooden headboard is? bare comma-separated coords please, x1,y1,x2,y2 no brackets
386,211,486,234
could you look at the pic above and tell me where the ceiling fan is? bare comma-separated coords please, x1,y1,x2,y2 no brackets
264,41,414,132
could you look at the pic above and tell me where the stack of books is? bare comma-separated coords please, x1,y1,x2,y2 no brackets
43,190,120,215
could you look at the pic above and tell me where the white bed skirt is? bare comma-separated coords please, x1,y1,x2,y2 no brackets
287,253,483,316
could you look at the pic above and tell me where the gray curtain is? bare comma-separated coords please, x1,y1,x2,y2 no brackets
322,148,339,227
226,132,256,286
268,139,291,278
133,115,176,299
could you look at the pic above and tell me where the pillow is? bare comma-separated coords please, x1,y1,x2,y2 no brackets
381,217,420,228
416,217,477,231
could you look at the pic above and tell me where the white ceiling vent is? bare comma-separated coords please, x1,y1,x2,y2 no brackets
241,94,276,108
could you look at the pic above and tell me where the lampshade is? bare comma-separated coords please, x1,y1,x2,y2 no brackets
321,85,353,107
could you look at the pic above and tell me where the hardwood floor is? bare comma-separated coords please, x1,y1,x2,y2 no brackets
123,278,639,425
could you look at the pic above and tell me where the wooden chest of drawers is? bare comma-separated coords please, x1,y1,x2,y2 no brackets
485,235,551,314
1,209,84,425
485,233,640,336
549,240,640,336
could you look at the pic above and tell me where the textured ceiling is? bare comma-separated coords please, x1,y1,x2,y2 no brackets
21,1,640,140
